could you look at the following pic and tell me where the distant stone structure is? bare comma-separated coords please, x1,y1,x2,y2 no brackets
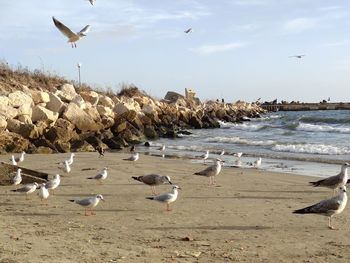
185,88,195,101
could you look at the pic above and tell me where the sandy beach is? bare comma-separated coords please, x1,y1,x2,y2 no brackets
1,151,350,263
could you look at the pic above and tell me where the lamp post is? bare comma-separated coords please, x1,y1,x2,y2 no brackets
77,63,82,87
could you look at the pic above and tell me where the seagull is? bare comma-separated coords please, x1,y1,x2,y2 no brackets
123,152,139,162
59,160,71,174
253,157,262,168
38,183,50,202
87,167,108,183
194,158,224,186
130,145,135,152
52,17,91,48
69,194,105,216
96,145,104,157
310,163,349,195
234,152,243,158
146,185,181,211
88,0,96,5
293,186,348,229
200,150,209,163
132,174,172,195
11,182,38,200
45,174,61,194
11,152,26,163
158,144,166,152
10,155,17,166
66,153,75,166
184,28,192,34
219,150,225,156
12,169,22,186
289,55,305,59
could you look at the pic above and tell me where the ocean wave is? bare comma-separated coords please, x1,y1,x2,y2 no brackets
297,123,350,134
205,136,275,146
299,116,350,125
227,123,267,131
272,144,350,155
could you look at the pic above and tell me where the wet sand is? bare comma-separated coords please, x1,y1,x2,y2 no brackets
1,152,350,263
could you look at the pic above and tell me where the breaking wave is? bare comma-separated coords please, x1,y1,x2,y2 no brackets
272,144,350,155
297,123,350,134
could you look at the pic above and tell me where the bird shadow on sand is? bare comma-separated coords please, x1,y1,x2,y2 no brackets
185,196,301,200
147,225,270,231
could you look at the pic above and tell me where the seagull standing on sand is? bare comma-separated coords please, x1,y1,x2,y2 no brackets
219,150,225,156
12,169,22,185
293,186,348,229
200,150,209,163
194,158,224,186
38,183,50,202
69,194,105,216
11,152,26,163
146,185,181,211
11,183,38,200
87,167,108,183
253,157,262,168
124,152,139,162
59,160,71,174
10,155,17,166
132,174,172,195
158,144,166,152
52,17,91,48
310,163,349,195
45,174,61,194
234,152,243,159
66,153,75,166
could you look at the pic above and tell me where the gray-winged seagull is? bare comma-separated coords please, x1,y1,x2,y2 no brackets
132,174,172,195
11,182,39,199
88,167,108,183
38,183,50,202
194,158,223,185
45,174,61,194
52,17,91,48
12,168,22,186
69,194,104,216
123,152,139,162
146,185,180,211
293,186,348,229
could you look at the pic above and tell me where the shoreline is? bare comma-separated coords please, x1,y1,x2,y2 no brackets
1,152,350,262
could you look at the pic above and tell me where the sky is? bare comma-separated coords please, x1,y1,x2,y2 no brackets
1,0,350,103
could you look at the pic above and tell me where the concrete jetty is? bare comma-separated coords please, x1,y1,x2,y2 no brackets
261,102,350,112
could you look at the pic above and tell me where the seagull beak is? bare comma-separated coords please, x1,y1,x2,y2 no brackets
169,181,173,185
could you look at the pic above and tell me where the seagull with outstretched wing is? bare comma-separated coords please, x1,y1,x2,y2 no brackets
52,17,91,48
289,55,306,59
184,28,193,34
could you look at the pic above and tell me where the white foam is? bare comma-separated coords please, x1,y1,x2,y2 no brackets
297,123,350,134
272,143,350,155
205,136,275,146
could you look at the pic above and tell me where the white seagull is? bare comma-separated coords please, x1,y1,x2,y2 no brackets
52,17,91,48
12,169,22,186
158,144,166,151
123,152,139,162
38,183,50,202
234,152,243,158
293,186,348,229
59,160,71,174
194,158,224,185
45,174,61,194
200,150,209,163
253,157,262,168
219,149,225,156
11,152,26,163
310,163,349,195
146,185,181,211
10,155,17,166
69,194,105,216
87,167,108,183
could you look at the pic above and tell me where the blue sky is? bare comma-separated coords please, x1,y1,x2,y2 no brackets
1,0,350,102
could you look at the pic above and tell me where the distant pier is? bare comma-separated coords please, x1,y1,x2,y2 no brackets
261,102,350,112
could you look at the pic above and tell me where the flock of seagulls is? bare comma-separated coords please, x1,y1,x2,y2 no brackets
6,145,350,228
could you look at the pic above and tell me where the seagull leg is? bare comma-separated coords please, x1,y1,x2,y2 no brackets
166,203,171,212
91,209,96,215
85,208,88,216
151,186,156,195
328,217,335,230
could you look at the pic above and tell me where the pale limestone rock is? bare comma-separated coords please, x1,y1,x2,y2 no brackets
96,105,114,118
0,96,9,106
17,103,32,117
6,119,21,133
8,91,33,108
17,115,33,124
57,83,77,102
71,94,86,109
31,91,50,104
46,93,66,114
84,107,101,122
0,104,18,119
0,116,7,131
32,105,59,124
98,95,115,108
63,103,100,132
79,90,99,106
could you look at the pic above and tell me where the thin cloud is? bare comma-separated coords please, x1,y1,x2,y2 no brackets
284,17,318,33
232,0,270,6
190,42,247,55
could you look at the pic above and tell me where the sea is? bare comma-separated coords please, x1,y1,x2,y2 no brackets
147,110,350,178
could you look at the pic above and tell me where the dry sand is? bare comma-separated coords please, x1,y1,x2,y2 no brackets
1,152,350,263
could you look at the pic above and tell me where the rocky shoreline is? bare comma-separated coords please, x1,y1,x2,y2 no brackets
0,81,265,154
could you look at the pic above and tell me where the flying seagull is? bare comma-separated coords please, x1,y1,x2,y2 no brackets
293,186,348,229
52,17,91,48
88,0,96,5
132,174,172,195
146,185,181,211
310,163,349,195
194,158,224,186
69,194,104,216
289,55,305,59
184,28,192,34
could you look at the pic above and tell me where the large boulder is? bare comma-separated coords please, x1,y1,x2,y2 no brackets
189,115,203,129
84,107,102,123
71,95,86,109
31,91,50,104
57,83,77,102
6,119,40,139
63,103,100,132
98,95,115,108
46,93,66,115
32,105,59,124
0,104,18,119
8,91,33,108
17,115,33,124
17,103,32,118
45,118,75,143
0,116,7,131
0,96,9,106
80,90,99,106
96,105,114,118
0,131,30,153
